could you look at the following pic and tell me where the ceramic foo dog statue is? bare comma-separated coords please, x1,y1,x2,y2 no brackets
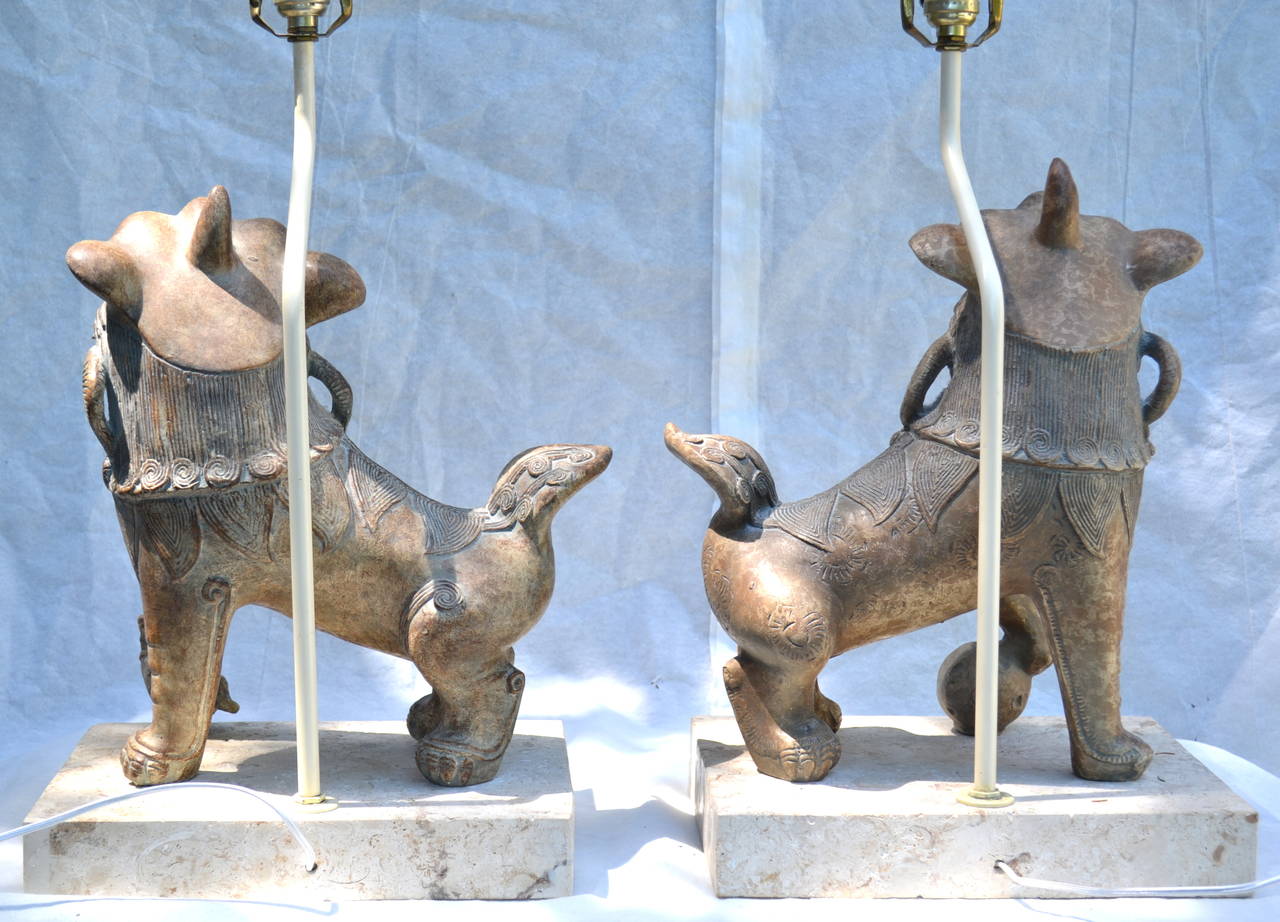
667,159,1200,784
70,186,611,787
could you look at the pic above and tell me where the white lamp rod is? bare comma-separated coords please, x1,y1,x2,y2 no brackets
251,0,353,808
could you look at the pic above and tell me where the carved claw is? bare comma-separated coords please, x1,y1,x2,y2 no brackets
120,731,201,786
774,727,841,783
415,740,507,787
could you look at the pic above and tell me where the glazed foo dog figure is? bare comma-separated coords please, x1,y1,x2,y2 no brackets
70,186,611,787
667,159,1200,784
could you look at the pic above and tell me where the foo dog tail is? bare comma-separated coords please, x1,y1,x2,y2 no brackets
483,444,612,536
664,423,778,529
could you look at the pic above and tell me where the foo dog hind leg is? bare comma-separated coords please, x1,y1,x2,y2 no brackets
404,585,525,786
409,648,525,788
724,651,839,783
123,575,236,785
1033,554,1152,782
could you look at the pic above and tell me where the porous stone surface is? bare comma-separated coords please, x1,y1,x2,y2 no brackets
24,721,572,900
692,715,1258,899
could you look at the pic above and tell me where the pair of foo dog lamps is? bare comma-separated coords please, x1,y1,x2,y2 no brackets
69,160,1200,793
67,3,1197,813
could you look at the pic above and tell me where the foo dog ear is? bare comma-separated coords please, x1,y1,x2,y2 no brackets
304,252,366,326
1129,228,1203,291
910,223,977,290
66,240,141,312
188,185,236,273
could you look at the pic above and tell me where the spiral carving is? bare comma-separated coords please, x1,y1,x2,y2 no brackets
170,458,200,490
138,458,169,492
204,455,240,487
428,581,463,613
1025,428,1055,462
404,580,467,634
248,450,285,479
201,575,231,607
953,420,981,449
492,485,517,513
1067,437,1100,467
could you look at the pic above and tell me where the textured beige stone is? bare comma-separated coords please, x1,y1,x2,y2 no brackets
692,715,1258,899
24,721,572,900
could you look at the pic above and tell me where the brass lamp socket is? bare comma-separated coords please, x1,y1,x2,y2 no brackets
275,0,329,39
251,0,352,42
901,0,1002,52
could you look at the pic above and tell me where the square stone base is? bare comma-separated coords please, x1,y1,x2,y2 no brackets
692,715,1258,899
23,720,572,900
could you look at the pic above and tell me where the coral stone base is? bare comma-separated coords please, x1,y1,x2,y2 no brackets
692,715,1257,899
24,720,572,900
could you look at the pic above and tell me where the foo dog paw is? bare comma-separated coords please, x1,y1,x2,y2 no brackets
759,720,840,783
120,731,201,786
1071,730,1153,782
415,739,503,787
406,693,443,740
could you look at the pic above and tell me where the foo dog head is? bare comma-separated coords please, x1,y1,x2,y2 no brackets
67,185,365,370
909,158,1201,350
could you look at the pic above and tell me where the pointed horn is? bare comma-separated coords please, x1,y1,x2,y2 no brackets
187,185,235,272
1034,158,1081,250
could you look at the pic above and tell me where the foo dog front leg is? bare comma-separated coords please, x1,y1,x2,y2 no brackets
719,588,841,782
123,574,235,785
1033,544,1152,782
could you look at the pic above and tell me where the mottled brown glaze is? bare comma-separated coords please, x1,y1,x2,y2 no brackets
71,187,611,788
667,159,1200,784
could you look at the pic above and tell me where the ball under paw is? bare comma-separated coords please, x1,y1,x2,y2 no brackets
936,641,1032,735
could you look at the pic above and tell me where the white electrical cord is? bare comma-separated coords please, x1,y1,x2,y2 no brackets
282,38,324,804
996,859,1280,898
939,48,1008,803
0,783,317,873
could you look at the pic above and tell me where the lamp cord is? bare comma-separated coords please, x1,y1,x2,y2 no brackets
996,859,1280,898
0,782,318,873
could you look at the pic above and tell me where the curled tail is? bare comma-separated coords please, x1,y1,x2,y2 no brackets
664,423,778,529
483,443,612,534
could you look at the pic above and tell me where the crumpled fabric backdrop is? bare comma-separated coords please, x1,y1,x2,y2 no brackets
0,1,1277,918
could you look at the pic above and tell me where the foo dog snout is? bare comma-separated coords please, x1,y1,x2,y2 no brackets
668,159,1201,784
71,186,611,787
